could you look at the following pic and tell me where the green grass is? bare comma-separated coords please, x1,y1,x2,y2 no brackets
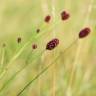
0,0,96,96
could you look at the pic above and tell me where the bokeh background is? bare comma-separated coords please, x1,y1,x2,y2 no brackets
0,0,96,96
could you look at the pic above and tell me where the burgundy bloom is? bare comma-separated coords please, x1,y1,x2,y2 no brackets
79,27,91,38
46,38,59,50
44,15,51,23
32,44,37,49
61,11,70,21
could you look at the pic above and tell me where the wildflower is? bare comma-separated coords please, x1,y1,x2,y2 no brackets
46,38,59,50
61,11,70,21
32,44,37,49
44,15,51,23
79,27,91,38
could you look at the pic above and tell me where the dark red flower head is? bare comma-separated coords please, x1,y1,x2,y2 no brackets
32,44,37,49
44,15,51,23
46,38,59,50
79,27,91,38
61,11,70,21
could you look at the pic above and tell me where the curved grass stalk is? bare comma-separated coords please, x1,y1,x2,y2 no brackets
17,38,78,96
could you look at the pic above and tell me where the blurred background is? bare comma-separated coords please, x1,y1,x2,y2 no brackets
0,0,96,96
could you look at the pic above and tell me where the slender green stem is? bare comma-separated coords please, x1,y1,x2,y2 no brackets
0,48,5,79
0,50,44,93
17,38,78,96
0,48,5,70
